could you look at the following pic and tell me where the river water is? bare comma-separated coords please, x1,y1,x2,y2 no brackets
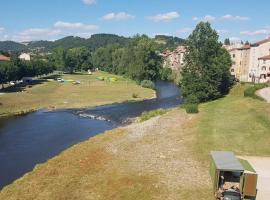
0,81,182,189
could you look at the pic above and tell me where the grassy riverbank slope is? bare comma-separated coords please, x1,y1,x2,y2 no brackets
0,71,155,117
1,84,270,199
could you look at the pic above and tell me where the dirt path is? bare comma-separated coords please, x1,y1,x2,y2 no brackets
256,87,270,103
241,156,270,200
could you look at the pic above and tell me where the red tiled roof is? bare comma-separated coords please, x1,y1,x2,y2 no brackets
252,38,270,46
258,55,270,60
0,55,10,61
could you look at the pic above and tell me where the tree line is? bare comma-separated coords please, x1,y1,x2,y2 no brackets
49,35,169,83
0,57,54,88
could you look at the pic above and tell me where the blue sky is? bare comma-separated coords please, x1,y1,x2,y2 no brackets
0,0,270,43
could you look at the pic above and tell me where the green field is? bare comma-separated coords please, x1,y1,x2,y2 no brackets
1,84,269,199
196,84,270,161
0,71,155,117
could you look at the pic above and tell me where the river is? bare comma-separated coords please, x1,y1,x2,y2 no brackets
0,81,182,189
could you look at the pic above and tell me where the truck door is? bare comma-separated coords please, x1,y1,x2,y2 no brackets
241,172,257,197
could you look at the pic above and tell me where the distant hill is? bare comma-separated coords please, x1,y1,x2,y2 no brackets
154,35,186,50
0,34,185,52
0,41,27,52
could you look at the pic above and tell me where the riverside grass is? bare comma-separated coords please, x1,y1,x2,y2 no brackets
0,71,155,117
1,84,270,199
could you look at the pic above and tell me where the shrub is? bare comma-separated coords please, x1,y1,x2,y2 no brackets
139,109,167,122
140,80,155,89
184,104,199,114
244,83,269,100
160,67,175,81
132,93,139,98
186,94,199,104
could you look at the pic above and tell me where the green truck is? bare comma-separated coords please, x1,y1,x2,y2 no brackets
210,151,258,200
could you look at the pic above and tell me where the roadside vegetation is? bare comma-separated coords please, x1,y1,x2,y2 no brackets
243,83,269,100
0,71,154,117
138,109,168,122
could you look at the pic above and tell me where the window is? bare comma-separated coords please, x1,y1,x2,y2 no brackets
232,54,235,58
231,69,234,72
262,66,266,71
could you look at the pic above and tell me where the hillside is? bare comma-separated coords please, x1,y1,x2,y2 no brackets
154,35,186,50
0,41,27,52
0,34,185,52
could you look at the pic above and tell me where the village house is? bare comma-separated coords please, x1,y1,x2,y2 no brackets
0,54,11,62
228,37,270,83
229,45,250,82
161,46,186,72
19,53,31,61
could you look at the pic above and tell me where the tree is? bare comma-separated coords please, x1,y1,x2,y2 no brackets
245,41,250,45
181,22,233,103
224,38,230,45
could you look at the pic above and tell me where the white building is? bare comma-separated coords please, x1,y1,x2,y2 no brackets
227,37,270,83
248,38,270,83
19,53,31,61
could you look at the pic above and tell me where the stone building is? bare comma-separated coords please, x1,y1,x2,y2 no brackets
228,37,270,83
161,46,186,72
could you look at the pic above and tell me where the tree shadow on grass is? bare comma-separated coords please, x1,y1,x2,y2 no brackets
0,79,49,93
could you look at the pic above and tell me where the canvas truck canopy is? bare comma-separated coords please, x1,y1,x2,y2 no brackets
211,151,244,172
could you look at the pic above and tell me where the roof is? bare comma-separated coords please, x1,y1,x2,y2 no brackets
252,38,270,46
228,45,250,52
0,54,10,61
258,55,270,60
211,151,244,171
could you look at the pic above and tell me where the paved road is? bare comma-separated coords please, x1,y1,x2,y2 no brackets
242,156,270,200
257,87,270,103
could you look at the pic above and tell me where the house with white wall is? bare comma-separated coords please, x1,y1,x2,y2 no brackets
19,53,31,61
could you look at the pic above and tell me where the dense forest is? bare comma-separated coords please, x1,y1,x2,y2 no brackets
0,34,184,52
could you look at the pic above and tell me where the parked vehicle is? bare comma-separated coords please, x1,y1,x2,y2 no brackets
210,151,257,200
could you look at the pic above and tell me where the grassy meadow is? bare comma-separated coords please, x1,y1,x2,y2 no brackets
1,84,270,199
0,71,155,117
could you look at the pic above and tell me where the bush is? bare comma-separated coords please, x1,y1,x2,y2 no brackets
140,80,155,89
184,104,199,114
244,83,269,100
160,67,175,81
186,94,199,104
139,109,167,122
132,93,139,98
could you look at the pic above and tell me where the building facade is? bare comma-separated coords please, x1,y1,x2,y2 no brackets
228,38,270,83
161,46,186,72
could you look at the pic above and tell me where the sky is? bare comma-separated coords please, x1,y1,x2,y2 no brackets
0,0,270,43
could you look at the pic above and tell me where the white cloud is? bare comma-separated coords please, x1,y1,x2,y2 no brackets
101,12,135,21
176,27,192,34
221,14,249,21
20,28,61,36
0,27,5,33
82,0,96,5
202,15,216,22
13,28,62,41
54,21,98,30
195,14,250,22
240,29,270,36
147,12,180,22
